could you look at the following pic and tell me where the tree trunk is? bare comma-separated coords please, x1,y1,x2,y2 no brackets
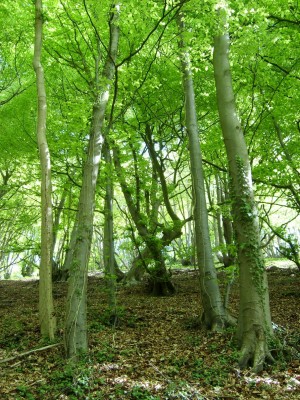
52,186,67,281
122,218,183,294
215,174,234,267
213,25,274,371
178,15,231,330
123,247,151,284
103,139,117,322
113,144,176,295
33,0,56,340
64,4,119,359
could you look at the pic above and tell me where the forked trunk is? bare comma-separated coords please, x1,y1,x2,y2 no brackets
113,144,177,296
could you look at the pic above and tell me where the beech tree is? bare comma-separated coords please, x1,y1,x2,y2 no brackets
177,12,233,329
213,173,234,268
213,4,274,371
1,0,300,375
33,0,56,340
64,2,120,359
102,137,117,319
112,129,183,295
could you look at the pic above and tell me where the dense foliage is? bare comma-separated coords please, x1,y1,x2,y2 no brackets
0,0,299,384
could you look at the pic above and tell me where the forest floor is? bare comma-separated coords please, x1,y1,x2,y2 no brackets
0,262,300,400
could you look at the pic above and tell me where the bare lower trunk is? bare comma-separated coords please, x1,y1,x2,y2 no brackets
213,24,274,371
215,174,235,268
64,4,119,359
103,139,117,321
178,14,232,330
64,145,95,357
33,0,56,340
52,187,67,281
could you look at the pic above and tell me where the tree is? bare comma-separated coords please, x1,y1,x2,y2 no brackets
0,1,31,107
177,12,233,330
112,134,180,296
1,0,300,373
64,1,120,359
213,4,274,371
33,0,56,340
102,137,117,320
213,173,234,268
52,184,68,281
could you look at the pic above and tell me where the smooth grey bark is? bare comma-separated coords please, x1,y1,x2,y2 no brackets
213,31,274,371
102,139,117,319
178,15,231,330
61,210,79,282
64,4,119,359
52,186,67,281
215,174,234,267
33,0,56,340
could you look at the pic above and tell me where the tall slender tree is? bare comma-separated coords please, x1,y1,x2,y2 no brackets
102,137,117,320
213,4,274,371
33,0,56,340
177,13,233,330
64,2,120,359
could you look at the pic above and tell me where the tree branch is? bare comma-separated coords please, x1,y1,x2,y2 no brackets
0,343,62,364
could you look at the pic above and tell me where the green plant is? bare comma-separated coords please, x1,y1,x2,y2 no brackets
94,342,116,362
208,342,218,351
90,306,127,329
165,381,205,399
170,357,189,368
39,360,93,399
89,319,106,332
0,317,25,349
16,385,36,400
186,334,202,346
192,358,229,386
129,385,160,399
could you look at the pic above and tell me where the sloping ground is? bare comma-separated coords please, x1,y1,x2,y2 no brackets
0,267,299,399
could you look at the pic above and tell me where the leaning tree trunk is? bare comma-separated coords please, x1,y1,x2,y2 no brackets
178,14,232,330
64,4,119,359
213,26,274,371
33,0,56,340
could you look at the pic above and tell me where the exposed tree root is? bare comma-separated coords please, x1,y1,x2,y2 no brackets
149,278,176,296
122,272,176,296
238,328,275,372
201,311,236,332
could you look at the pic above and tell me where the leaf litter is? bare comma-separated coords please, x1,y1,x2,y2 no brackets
0,266,299,399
